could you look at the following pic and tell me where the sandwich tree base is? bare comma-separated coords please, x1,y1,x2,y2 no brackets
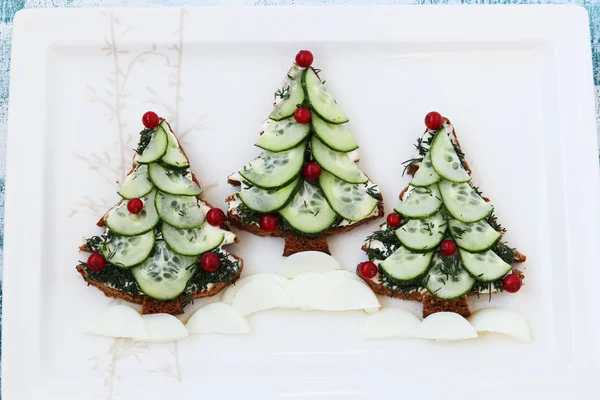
283,233,331,257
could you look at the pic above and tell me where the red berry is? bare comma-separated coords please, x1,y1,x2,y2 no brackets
424,111,443,130
439,239,457,256
200,252,221,272
295,50,314,68
127,198,144,214
87,253,106,272
386,213,401,227
503,273,522,293
259,214,278,232
294,107,311,124
303,162,322,180
142,111,160,129
359,261,378,279
206,208,226,227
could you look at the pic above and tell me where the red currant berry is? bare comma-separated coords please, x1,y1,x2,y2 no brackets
259,214,278,232
359,261,378,279
439,239,457,256
386,213,401,228
87,253,106,272
200,252,221,272
503,273,522,293
127,198,144,214
424,111,443,130
206,208,226,227
303,162,322,180
142,111,160,129
295,50,314,68
294,107,312,124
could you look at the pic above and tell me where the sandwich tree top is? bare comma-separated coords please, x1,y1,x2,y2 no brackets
359,112,526,308
227,50,382,253
78,112,242,313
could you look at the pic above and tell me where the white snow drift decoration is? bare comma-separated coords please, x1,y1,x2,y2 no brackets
186,302,250,334
232,278,295,316
416,312,478,341
278,251,342,278
222,274,291,305
138,314,188,342
361,308,421,339
84,305,149,339
468,307,531,343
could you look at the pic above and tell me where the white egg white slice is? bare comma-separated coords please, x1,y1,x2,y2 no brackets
186,302,250,334
362,308,421,339
136,314,188,343
468,307,531,343
278,251,342,279
84,305,149,339
416,311,478,341
232,278,295,316
222,274,291,305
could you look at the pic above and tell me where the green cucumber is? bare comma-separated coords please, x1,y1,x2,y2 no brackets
118,164,154,199
425,254,475,299
410,151,440,187
100,231,155,268
311,114,358,152
105,190,160,236
148,163,202,196
311,136,368,184
269,65,305,121
303,67,349,124
135,126,168,164
449,219,501,252
162,222,224,256
255,118,310,153
160,120,189,168
394,185,442,219
380,247,433,282
319,171,379,221
238,177,299,213
459,249,512,282
439,180,493,223
155,191,205,229
395,211,447,252
131,241,197,300
430,127,471,183
279,181,338,234
239,142,305,190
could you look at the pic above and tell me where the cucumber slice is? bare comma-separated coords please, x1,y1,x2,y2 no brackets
135,126,168,164
425,254,475,299
269,65,305,121
160,121,189,168
105,190,160,236
430,127,471,183
439,180,493,223
279,181,338,234
162,222,224,256
239,143,305,190
394,185,442,219
255,118,310,153
459,249,512,282
311,136,367,184
100,231,155,268
148,163,202,196
131,241,197,300
319,171,379,221
118,165,154,199
311,114,358,152
395,211,447,252
155,191,205,229
380,247,433,282
449,219,501,252
238,177,299,213
410,151,441,187
303,67,349,124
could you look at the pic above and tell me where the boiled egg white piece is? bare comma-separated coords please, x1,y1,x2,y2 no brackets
416,312,478,341
361,308,421,339
186,302,250,334
232,278,295,316
468,307,531,343
84,305,149,339
278,251,342,279
222,274,291,305
136,314,188,343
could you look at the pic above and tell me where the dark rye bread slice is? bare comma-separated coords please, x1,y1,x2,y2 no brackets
78,122,243,315
360,118,526,318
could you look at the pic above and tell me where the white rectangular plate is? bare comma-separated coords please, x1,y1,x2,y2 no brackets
3,5,600,399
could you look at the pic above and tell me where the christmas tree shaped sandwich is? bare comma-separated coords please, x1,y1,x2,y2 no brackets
77,112,243,315
359,112,526,318
226,50,383,256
